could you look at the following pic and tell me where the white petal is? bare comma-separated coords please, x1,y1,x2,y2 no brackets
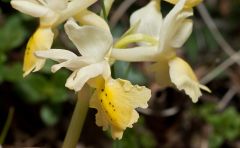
11,0,49,17
64,19,113,61
44,0,67,10
51,57,95,72
158,0,193,52
74,9,110,32
60,0,97,21
35,49,78,62
171,19,193,48
65,61,108,91
130,0,162,38
111,46,158,62
121,20,140,38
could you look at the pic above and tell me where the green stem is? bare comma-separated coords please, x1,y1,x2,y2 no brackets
100,0,107,21
62,85,92,148
114,33,158,48
0,107,14,144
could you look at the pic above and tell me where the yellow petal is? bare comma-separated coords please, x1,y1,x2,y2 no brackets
114,33,158,48
164,0,202,8
89,78,151,139
148,58,172,88
90,91,109,131
169,57,210,103
23,27,54,77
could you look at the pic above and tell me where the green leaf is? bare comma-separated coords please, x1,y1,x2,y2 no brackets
16,74,48,104
40,105,60,126
194,103,240,147
184,32,198,63
2,62,23,82
0,64,4,83
0,15,28,52
209,135,224,148
48,70,69,103
0,53,7,64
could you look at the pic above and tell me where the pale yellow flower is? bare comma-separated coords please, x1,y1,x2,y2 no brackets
22,27,53,77
90,78,150,139
36,19,151,139
11,0,98,76
111,0,210,102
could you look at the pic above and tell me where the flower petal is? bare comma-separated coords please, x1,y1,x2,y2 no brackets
169,57,210,103
44,0,67,10
74,9,110,32
148,59,172,88
111,46,158,62
51,56,95,72
90,78,151,139
58,0,97,22
90,91,109,131
110,79,151,108
158,0,193,52
65,61,110,91
64,19,113,61
130,0,162,38
121,20,140,39
11,0,50,17
23,27,54,76
35,49,78,62
171,19,193,48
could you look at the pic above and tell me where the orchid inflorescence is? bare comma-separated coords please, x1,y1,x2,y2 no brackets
11,0,209,140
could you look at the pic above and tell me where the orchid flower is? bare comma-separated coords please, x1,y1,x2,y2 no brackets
111,0,210,103
35,19,151,139
11,0,101,76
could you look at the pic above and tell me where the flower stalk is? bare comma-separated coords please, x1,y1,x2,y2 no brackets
0,107,14,145
62,85,92,148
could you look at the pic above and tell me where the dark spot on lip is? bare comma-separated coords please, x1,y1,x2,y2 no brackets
113,109,116,111
109,102,111,105
101,89,104,92
101,99,102,102
105,93,107,96
112,105,114,108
